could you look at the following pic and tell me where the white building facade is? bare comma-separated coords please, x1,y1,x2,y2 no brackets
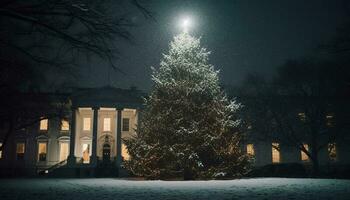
0,86,349,177
0,87,143,177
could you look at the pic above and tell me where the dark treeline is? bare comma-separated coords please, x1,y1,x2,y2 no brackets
0,0,152,152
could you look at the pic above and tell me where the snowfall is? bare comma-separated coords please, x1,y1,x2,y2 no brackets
0,178,349,200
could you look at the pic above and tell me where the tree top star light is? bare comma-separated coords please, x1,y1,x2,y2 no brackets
180,16,192,33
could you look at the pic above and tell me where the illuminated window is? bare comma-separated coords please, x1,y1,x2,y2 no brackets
246,144,255,156
247,124,253,130
326,114,334,127
39,119,48,131
272,143,280,163
103,118,111,131
59,143,69,162
38,143,47,162
301,143,309,162
83,118,91,131
0,142,2,159
82,143,90,164
328,143,337,161
16,142,25,160
122,143,130,161
61,120,69,131
122,118,130,132
298,113,306,122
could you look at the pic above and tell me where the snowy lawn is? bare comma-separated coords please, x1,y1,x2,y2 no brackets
0,178,349,200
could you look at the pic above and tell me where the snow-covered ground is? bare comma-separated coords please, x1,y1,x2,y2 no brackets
0,178,349,200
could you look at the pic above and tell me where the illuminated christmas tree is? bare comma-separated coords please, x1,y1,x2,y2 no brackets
124,33,250,179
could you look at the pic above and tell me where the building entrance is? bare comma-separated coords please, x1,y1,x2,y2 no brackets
102,143,111,162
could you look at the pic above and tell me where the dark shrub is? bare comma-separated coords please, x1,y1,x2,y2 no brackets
247,163,307,177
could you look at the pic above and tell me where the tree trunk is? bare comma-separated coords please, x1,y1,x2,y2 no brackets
311,150,320,176
183,167,194,180
310,128,321,177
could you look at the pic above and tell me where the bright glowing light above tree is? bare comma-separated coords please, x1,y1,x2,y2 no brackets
180,16,192,33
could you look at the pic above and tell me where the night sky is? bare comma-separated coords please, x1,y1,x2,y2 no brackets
76,0,348,91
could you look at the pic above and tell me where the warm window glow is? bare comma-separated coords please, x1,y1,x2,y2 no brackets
122,118,130,132
272,143,280,163
83,118,91,131
246,144,255,156
301,143,309,161
82,143,90,163
39,119,48,131
122,143,130,161
103,118,111,131
0,142,2,159
61,120,69,131
38,143,47,162
298,112,306,122
328,143,337,161
326,114,334,127
16,143,25,160
59,143,69,162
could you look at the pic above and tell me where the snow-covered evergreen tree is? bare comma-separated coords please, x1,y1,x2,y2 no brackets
124,32,250,179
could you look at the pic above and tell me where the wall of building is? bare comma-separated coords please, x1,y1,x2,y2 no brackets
0,116,72,176
0,106,139,176
75,108,92,161
73,107,138,163
243,138,350,169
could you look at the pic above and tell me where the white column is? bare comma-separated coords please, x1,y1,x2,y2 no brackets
115,108,123,167
67,107,77,166
136,108,141,133
90,107,99,166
